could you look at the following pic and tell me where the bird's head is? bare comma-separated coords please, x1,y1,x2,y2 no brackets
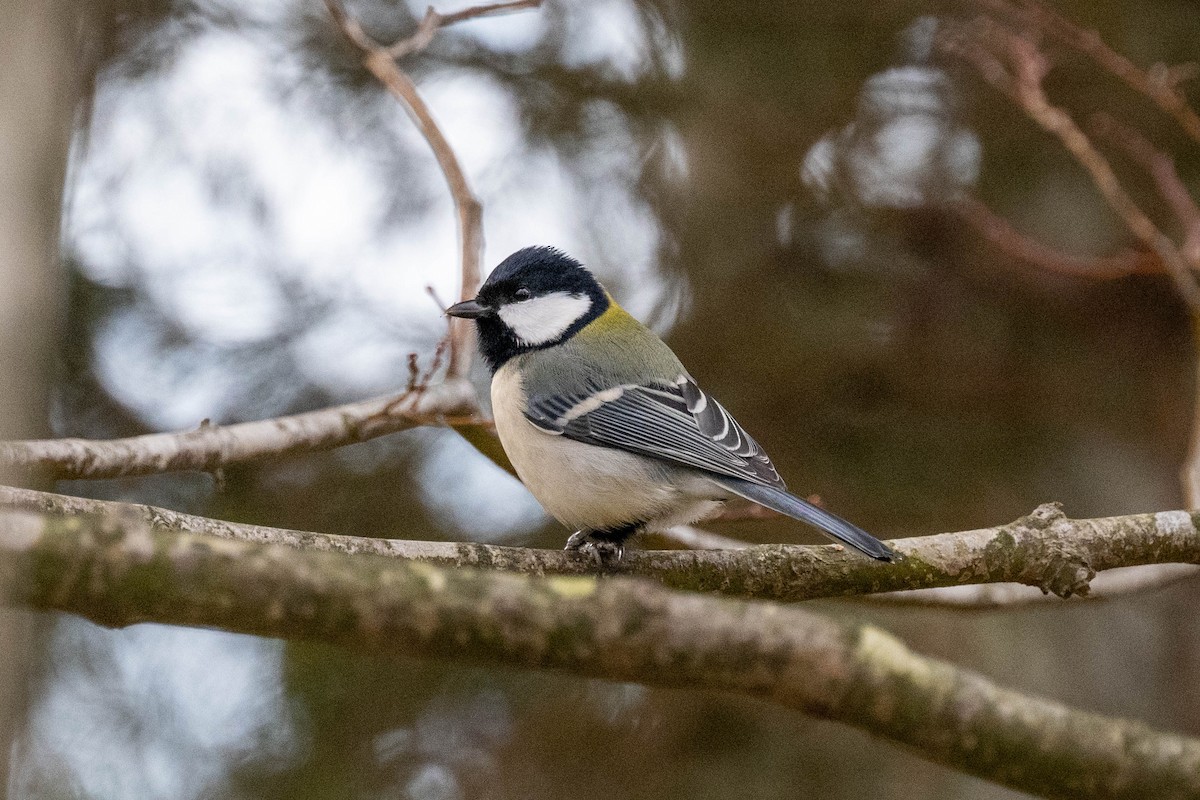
446,246,609,372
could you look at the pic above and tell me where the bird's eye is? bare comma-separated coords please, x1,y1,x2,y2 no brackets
514,287,532,301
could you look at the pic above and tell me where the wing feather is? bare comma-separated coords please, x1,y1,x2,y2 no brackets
525,377,784,488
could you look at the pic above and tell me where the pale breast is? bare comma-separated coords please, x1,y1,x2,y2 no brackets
491,362,713,531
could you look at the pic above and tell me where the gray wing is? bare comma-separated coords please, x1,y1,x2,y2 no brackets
525,375,785,488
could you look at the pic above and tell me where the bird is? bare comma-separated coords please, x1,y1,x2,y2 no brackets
446,246,894,565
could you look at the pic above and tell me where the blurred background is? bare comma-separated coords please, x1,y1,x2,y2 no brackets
4,0,1200,797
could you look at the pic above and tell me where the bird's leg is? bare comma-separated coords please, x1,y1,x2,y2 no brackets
564,530,590,550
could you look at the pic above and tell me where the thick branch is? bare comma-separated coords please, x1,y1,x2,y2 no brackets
1,509,1196,800
5,488,1199,603
0,380,483,480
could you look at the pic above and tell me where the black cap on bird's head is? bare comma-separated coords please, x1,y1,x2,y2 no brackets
447,246,609,372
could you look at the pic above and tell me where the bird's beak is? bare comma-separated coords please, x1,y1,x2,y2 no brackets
445,298,490,319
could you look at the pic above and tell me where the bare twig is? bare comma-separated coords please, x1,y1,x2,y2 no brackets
324,0,543,378
954,195,1161,278
387,1,541,60
942,7,1200,609
1090,112,1200,266
939,18,1200,309
986,0,1200,146
5,507,1200,800
4,487,1200,604
1,1,555,480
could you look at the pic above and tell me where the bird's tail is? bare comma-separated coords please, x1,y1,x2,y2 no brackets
712,476,894,562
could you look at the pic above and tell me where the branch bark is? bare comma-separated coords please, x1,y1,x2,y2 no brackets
5,487,1199,604
0,379,483,480
2,508,1197,800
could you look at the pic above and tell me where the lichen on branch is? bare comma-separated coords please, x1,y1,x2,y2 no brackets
4,487,1200,606
1,508,1197,800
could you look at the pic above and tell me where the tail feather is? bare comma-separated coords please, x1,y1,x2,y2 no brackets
713,476,894,562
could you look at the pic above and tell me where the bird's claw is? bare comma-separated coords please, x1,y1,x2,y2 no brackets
564,531,624,567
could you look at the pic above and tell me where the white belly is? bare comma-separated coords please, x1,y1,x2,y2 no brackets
491,363,726,532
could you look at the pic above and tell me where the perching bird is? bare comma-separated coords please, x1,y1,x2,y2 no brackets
447,246,894,565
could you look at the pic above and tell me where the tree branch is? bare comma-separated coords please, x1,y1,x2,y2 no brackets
1089,112,1200,273
0,2,558,480
939,17,1200,309
1,508,1196,800
943,2,1200,607
658,516,1200,610
4,487,1199,603
953,194,1161,279
868,563,1200,608
984,0,1200,147
0,380,484,480
324,0,541,379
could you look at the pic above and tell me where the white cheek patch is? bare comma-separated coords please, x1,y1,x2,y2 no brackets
497,291,592,346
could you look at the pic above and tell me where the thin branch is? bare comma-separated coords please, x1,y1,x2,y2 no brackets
939,18,1200,309
2,2,549,480
3,508,1198,800
1185,313,1200,510
869,563,1200,609
1080,114,1200,514
1090,112,1200,267
656,509,1200,609
388,1,542,60
5,487,1200,603
323,0,545,379
953,195,1161,278
990,0,1200,146
0,380,485,480
650,524,751,551
942,10,1200,603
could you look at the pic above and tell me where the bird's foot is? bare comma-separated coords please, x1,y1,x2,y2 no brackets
564,531,625,567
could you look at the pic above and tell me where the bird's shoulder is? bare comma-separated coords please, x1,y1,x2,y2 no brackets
511,298,683,394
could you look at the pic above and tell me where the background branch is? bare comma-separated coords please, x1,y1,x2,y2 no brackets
942,2,1200,606
5,487,1199,604
940,17,1200,309
984,0,1200,146
1089,112,1200,274
868,563,1200,608
324,0,541,379
2,509,1196,800
953,195,1161,279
